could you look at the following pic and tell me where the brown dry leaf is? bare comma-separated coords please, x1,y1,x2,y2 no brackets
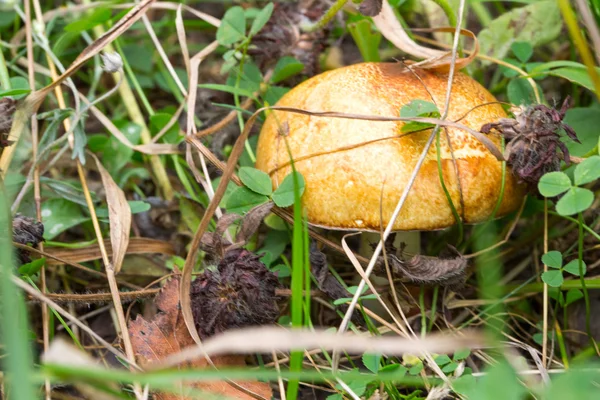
91,154,131,274
129,277,273,399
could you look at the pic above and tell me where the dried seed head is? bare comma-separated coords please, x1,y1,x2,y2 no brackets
481,97,579,189
190,248,280,338
101,52,123,73
0,97,16,148
249,1,330,77
358,0,383,17
12,214,45,264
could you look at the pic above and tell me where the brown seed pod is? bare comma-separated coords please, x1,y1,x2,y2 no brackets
190,248,281,338
0,97,17,148
481,97,580,189
12,214,45,264
249,0,330,77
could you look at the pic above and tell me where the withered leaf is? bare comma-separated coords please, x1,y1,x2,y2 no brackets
91,154,131,274
129,277,273,399
236,202,274,244
310,243,365,326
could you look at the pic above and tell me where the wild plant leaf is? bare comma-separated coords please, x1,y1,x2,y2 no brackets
216,6,246,46
52,32,81,58
507,78,536,105
565,289,584,306
226,62,263,93
542,270,564,287
347,16,382,62
3,77,30,100
563,260,587,277
197,83,255,99
71,121,88,165
563,105,600,156
546,67,598,92
18,258,45,277
511,41,533,63
249,2,274,36
41,199,88,240
478,1,561,63
271,57,305,84
454,348,470,361
238,167,273,196
538,172,571,197
400,100,440,133
225,186,269,214
541,251,562,269
362,353,381,373
64,8,112,33
556,187,594,216
272,171,306,208
41,177,94,207
574,156,600,186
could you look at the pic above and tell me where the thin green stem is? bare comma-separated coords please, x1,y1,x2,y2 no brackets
420,284,426,338
436,130,463,244
558,0,600,100
114,39,155,116
431,0,458,27
428,286,439,332
233,45,256,163
548,211,600,241
305,0,348,32
578,212,596,351
0,34,11,90
468,0,492,26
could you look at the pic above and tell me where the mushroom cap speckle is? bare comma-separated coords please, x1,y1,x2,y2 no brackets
255,63,526,231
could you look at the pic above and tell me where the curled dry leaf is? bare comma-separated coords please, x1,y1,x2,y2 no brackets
129,277,273,399
375,235,467,289
373,1,478,70
91,154,131,274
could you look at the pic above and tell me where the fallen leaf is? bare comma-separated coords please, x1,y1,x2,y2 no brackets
129,277,273,399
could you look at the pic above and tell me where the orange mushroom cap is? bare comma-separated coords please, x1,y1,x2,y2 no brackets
256,62,525,231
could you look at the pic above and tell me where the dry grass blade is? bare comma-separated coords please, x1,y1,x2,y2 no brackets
90,154,131,274
155,327,486,369
176,5,191,77
2,0,158,177
260,106,504,160
45,238,176,266
31,289,160,305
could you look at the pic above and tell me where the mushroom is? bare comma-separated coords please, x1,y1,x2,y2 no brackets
255,62,525,262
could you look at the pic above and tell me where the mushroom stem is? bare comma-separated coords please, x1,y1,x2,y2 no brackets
360,231,421,258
